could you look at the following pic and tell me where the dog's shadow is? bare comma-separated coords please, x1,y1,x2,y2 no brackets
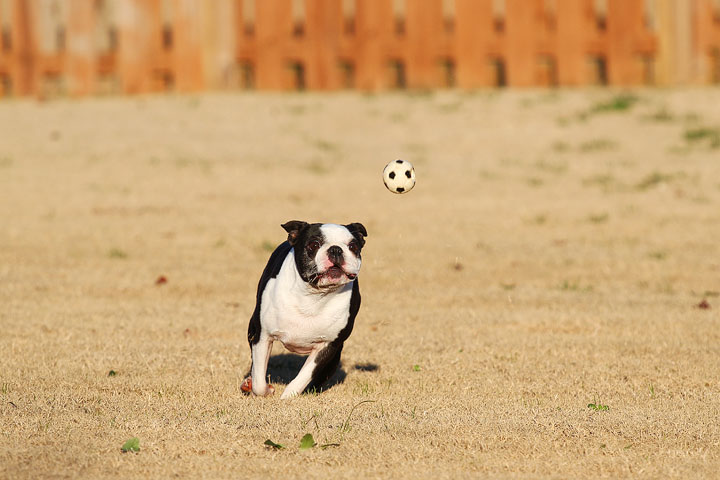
243,355,381,394
243,353,347,394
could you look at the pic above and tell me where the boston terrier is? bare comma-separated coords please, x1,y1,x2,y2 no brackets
241,221,368,399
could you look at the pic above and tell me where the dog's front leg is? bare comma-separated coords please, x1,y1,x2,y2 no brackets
249,335,275,396
280,344,326,399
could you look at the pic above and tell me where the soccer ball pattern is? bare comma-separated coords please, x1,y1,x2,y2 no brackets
383,159,416,194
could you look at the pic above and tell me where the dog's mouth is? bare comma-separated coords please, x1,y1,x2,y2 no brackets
326,266,344,279
319,266,356,282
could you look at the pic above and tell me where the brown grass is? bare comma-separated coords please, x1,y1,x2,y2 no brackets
1,89,719,479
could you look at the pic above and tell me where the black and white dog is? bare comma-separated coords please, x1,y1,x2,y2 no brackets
241,221,368,399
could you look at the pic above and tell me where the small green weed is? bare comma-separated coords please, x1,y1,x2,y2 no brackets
121,437,140,453
583,174,619,191
354,380,374,396
645,108,675,122
579,139,618,152
590,94,639,114
312,139,339,153
339,400,376,435
526,177,544,187
535,159,568,174
635,172,676,191
305,160,329,175
648,251,667,260
108,248,128,259
299,433,316,450
412,364,421,372
559,280,593,292
551,141,571,153
436,102,462,113
530,215,547,225
264,439,285,450
587,400,609,411
684,126,720,148
588,213,609,224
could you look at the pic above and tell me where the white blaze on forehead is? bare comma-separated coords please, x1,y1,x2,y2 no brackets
319,224,354,244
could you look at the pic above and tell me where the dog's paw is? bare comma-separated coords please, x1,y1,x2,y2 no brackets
240,377,253,394
240,377,275,397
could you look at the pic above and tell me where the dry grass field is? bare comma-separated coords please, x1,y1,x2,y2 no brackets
1,88,719,479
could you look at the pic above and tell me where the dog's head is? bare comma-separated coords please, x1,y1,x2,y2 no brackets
281,221,367,290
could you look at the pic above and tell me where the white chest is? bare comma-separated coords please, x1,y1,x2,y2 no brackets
260,256,352,350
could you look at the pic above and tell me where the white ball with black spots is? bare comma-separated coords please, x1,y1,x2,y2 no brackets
383,159,416,194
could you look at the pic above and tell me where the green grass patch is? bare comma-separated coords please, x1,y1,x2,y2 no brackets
551,141,571,153
121,437,140,453
535,159,568,175
644,108,675,122
526,177,544,187
108,248,128,259
587,401,609,411
587,213,609,224
635,172,676,191
559,280,593,292
530,214,547,225
590,94,639,114
299,433,316,450
436,102,462,114
305,159,329,175
264,439,285,450
583,174,618,190
312,139,339,153
648,250,668,260
579,139,618,153
684,126,720,148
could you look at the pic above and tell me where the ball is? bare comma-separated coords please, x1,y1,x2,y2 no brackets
383,159,416,194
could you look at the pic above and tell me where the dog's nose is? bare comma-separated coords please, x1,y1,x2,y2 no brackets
327,245,343,264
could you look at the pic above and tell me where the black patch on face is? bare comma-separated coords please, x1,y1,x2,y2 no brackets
396,187,404,193
389,171,396,180
395,159,403,164
344,222,368,250
405,170,412,178
288,223,325,285
282,222,369,288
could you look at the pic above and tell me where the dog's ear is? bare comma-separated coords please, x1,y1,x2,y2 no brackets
281,221,309,246
345,222,368,247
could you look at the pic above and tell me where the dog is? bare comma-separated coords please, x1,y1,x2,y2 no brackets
241,221,367,399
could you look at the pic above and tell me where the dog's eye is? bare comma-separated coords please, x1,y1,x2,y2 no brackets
348,241,360,255
307,240,321,253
